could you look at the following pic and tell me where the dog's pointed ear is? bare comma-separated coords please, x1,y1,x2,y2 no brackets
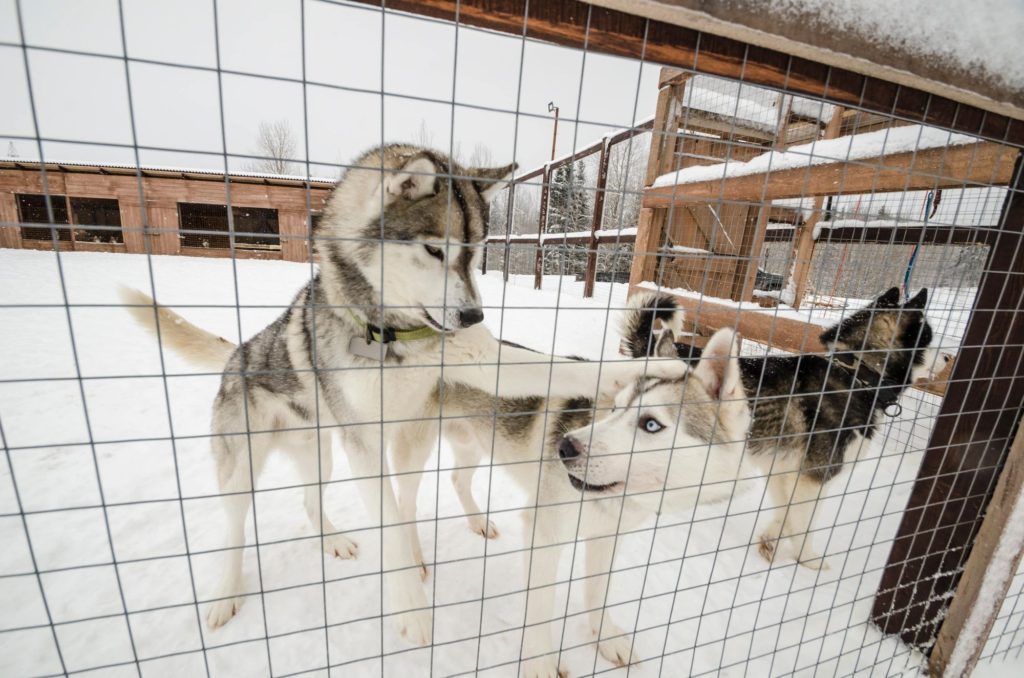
693,327,742,401
904,287,928,309
877,286,901,307
468,162,518,202
654,330,678,358
385,155,439,202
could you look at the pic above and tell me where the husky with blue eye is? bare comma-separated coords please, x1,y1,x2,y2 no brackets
434,323,751,678
121,144,686,648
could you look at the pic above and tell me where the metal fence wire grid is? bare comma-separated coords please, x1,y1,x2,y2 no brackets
1,2,1023,678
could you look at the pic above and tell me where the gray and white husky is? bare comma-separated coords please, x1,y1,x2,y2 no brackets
435,320,752,677
121,144,685,646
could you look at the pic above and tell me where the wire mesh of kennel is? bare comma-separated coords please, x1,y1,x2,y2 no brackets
1,1,1024,678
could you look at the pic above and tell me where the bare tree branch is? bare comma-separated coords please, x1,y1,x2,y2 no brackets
247,120,297,175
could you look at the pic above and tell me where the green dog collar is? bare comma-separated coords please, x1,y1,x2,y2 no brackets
346,309,439,343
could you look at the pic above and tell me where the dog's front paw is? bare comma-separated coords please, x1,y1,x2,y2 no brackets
522,654,567,678
394,608,433,646
595,626,639,667
468,515,499,539
206,596,243,629
323,534,359,559
757,533,778,564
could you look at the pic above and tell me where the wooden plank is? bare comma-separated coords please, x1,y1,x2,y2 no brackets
630,283,826,353
146,204,180,256
734,205,770,301
279,210,311,262
628,208,663,287
0,192,20,249
764,224,997,246
118,202,146,254
645,78,691,187
788,106,845,308
871,151,1024,650
349,0,1024,144
930,418,1024,677
644,141,1018,207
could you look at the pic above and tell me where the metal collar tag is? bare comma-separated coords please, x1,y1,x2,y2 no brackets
349,335,389,361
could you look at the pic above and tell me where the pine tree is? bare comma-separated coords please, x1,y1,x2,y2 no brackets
547,160,589,232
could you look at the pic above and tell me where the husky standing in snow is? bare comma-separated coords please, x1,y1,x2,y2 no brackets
427,297,748,677
122,144,686,646
625,287,936,569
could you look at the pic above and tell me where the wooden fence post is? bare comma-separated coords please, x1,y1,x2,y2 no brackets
501,181,516,283
930,418,1024,676
870,149,1024,650
534,163,551,289
787,106,844,307
583,137,611,297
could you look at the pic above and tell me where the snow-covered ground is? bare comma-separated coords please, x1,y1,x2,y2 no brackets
0,249,1019,678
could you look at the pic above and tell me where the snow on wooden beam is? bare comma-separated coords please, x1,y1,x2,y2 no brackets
645,140,1016,207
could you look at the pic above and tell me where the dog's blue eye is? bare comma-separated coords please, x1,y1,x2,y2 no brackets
640,416,663,433
423,244,445,262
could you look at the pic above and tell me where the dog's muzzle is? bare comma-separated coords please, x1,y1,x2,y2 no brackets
458,306,484,328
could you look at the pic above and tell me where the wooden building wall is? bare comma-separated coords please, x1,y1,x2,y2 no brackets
0,168,333,262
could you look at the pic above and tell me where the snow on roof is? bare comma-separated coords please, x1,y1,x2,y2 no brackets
652,124,978,188
0,157,339,185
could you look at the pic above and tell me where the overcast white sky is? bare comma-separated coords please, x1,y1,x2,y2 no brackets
0,0,661,178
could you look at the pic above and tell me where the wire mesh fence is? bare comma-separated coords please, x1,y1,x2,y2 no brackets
1,1,1023,678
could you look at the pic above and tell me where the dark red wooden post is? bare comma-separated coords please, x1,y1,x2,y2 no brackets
583,138,611,298
871,150,1024,649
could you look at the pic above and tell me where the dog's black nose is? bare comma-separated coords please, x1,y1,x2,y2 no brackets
458,306,484,327
558,436,581,460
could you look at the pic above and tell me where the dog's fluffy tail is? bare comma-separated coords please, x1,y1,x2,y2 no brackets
619,292,683,358
118,285,236,369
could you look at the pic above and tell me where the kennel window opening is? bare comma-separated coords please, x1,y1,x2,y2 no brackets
17,192,70,242
177,202,281,251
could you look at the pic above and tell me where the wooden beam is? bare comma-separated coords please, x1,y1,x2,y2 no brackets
644,141,1017,207
628,208,662,287
788,106,845,308
764,224,997,247
871,150,1024,650
733,205,770,301
631,283,826,353
349,0,1024,145
930,418,1024,677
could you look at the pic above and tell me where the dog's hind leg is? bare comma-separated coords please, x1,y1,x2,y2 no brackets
785,472,828,569
584,533,639,668
296,431,359,560
206,430,268,630
757,467,827,570
446,422,499,539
